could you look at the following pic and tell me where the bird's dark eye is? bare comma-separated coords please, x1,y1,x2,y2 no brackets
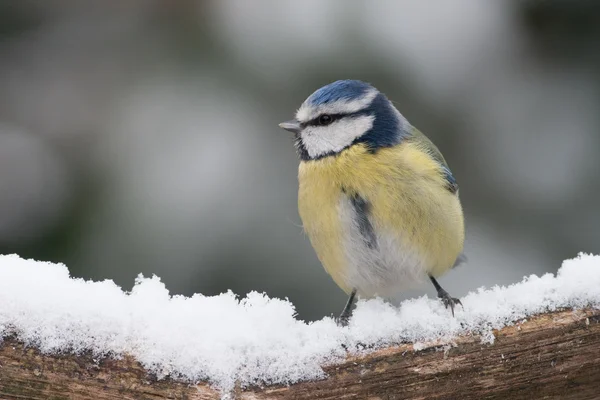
318,114,333,125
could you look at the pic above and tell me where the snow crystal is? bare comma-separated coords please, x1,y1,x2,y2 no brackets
0,253,599,396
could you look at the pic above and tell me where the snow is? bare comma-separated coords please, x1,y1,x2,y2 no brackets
0,253,599,397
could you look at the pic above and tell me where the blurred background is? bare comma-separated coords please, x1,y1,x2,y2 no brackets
1,0,599,321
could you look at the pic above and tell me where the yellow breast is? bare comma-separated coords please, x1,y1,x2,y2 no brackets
298,142,465,295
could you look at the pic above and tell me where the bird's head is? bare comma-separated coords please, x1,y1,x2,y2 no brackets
279,80,406,161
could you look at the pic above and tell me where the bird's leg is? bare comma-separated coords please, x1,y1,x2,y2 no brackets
337,288,357,327
429,276,462,317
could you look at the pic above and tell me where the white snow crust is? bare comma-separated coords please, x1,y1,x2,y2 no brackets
0,253,599,396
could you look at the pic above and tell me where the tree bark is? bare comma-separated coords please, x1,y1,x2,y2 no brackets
0,309,598,400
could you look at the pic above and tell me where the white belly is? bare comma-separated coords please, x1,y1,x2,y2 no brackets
338,195,428,297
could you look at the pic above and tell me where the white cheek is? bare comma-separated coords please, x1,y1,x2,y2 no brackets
301,115,374,158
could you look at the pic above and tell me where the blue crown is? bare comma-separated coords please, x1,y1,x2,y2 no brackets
307,80,374,107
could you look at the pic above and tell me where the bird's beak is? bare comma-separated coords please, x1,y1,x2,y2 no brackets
278,120,302,134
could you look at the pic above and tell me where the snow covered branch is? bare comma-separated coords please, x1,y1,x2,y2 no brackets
0,254,599,399
1,308,599,399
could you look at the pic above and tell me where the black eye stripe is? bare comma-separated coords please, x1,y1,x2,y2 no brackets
303,113,345,127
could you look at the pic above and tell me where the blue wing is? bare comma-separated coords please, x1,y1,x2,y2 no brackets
442,166,459,194
408,127,459,194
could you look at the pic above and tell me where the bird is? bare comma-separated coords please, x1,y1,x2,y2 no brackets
279,80,465,326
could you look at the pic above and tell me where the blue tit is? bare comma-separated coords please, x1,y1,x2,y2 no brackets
279,80,465,325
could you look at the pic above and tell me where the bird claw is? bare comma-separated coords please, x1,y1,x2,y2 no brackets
439,290,463,317
335,315,350,327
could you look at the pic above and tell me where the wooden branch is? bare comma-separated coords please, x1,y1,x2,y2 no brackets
0,309,599,400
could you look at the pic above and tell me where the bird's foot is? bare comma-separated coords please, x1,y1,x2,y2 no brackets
438,289,463,317
336,288,357,327
335,314,350,327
